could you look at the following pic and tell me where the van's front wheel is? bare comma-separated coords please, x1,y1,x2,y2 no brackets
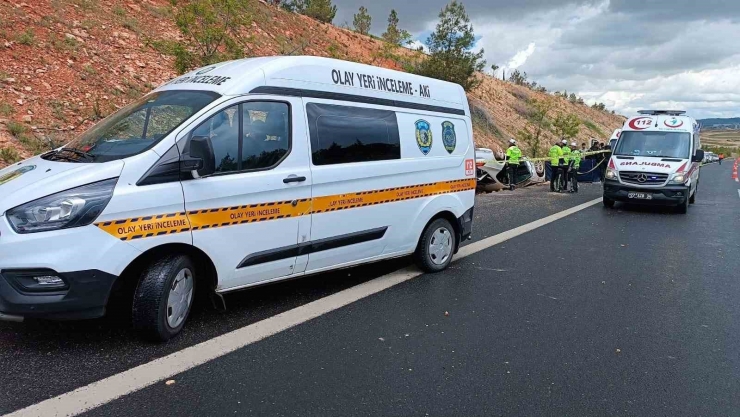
415,218,455,273
132,254,196,342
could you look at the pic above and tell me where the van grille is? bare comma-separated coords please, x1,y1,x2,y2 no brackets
619,171,669,185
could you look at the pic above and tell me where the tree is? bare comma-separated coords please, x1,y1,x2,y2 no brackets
353,6,371,35
553,113,581,140
508,69,527,86
174,0,252,73
382,10,412,46
413,1,486,91
516,98,553,158
568,93,578,103
491,64,499,75
302,0,337,23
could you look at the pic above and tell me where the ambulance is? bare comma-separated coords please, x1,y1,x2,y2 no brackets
0,57,476,341
603,110,703,213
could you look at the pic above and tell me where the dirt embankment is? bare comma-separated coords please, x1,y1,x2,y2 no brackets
0,0,624,168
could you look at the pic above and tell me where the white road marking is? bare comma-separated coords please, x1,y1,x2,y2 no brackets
5,198,602,417
737,190,740,198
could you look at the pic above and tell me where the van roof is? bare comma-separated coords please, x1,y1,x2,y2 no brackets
623,112,698,134
154,56,469,115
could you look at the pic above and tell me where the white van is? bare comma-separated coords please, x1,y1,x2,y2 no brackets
603,110,703,213
0,57,476,340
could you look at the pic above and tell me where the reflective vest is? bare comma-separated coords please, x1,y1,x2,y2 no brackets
549,145,563,165
572,149,582,168
506,146,522,164
561,146,571,165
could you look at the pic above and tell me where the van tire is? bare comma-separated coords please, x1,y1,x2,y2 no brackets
676,196,689,214
132,254,196,342
415,218,455,273
603,196,615,208
689,187,696,204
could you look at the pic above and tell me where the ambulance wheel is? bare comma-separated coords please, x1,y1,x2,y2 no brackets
689,187,696,204
603,196,615,208
132,254,196,342
676,196,689,214
415,218,455,273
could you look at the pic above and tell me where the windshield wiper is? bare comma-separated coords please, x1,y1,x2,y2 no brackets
59,147,96,161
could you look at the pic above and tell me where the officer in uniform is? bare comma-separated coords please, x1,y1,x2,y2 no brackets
560,139,572,192
569,141,581,193
549,139,564,192
505,138,522,191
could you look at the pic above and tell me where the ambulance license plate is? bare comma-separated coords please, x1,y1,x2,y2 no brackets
628,192,652,200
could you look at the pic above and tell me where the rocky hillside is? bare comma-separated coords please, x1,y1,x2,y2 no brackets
0,0,623,168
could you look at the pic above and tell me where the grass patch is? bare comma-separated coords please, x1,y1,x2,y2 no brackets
122,17,140,33
145,4,172,19
16,29,35,46
71,0,98,11
583,119,605,136
0,146,21,164
471,102,504,139
49,100,67,121
7,121,28,137
0,102,13,116
112,4,126,16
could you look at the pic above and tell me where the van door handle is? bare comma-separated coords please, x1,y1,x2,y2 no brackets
283,175,307,184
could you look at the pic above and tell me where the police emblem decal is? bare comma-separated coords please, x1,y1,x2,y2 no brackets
441,121,456,154
415,120,433,155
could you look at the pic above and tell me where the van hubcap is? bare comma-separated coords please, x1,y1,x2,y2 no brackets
429,227,452,265
166,268,194,329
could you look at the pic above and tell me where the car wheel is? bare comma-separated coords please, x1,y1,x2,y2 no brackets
676,196,689,214
603,196,615,208
414,218,456,273
132,254,196,342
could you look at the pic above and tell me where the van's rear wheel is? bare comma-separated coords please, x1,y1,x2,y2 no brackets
132,254,196,342
415,218,455,273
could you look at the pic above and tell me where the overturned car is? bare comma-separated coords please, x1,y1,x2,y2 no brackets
475,147,547,193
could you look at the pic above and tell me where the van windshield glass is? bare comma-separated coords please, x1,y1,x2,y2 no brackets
45,90,219,163
614,131,691,159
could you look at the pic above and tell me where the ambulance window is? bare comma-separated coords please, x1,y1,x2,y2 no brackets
306,103,400,166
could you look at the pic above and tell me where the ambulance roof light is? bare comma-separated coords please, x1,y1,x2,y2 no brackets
637,110,687,116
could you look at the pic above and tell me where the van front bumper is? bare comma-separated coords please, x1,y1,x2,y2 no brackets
0,269,118,321
603,180,689,206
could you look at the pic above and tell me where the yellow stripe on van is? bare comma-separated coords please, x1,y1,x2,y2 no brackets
96,212,191,242
94,179,475,241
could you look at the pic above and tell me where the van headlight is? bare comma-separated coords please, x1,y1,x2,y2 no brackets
7,178,117,234
605,169,618,180
671,174,686,184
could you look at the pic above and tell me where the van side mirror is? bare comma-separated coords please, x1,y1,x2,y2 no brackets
692,149,704,163
183,135,215,177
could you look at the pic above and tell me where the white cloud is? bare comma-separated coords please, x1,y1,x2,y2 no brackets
406,40,428,53
507,42,536,70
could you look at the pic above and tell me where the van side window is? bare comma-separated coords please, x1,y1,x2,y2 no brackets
242,102,290,170
187,102,290,176
306,103,400,165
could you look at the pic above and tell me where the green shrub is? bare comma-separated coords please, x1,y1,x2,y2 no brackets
16,29,35,46
7,121,28,137
0,146,21,164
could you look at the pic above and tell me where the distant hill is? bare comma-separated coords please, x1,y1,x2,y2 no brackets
699,118,740,128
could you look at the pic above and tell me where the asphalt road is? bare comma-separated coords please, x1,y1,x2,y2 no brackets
4,163,739,416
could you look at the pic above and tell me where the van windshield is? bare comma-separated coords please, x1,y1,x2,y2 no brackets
614,131,691,159
44,90,219,163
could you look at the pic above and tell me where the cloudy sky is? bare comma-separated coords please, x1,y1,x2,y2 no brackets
334,0,740,119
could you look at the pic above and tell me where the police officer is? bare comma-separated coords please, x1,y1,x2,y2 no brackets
549,139,563,192
505,138,522,191
560,139,571,192
569,141,581,193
